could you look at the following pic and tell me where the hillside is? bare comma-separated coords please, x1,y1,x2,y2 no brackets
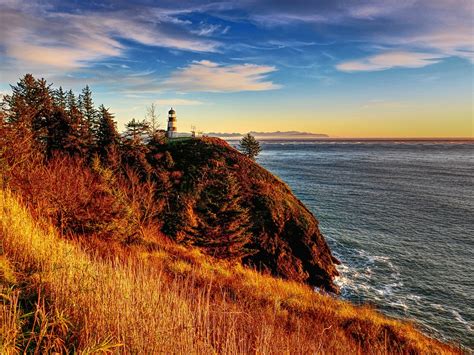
153,137,339,292
0,189,461,353
1,74,338,292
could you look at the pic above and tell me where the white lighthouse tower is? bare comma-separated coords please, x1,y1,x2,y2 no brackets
166,108,177,138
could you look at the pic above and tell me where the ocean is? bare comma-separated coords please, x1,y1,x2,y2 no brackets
251,140,473,350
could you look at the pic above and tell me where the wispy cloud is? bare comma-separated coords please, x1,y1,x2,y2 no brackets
236,0,414,26
391,27,474,63
191,22,230,37
163,60,281,92
336,52,443,72
0,1,219,72
236,0,473,67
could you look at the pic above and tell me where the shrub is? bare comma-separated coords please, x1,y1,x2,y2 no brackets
9,154,132,239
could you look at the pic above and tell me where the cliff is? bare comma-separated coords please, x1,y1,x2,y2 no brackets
153,137,339,292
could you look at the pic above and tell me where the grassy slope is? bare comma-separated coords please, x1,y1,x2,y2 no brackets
0,189,461,354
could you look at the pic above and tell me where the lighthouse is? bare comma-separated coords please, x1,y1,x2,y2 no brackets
166,108,177,138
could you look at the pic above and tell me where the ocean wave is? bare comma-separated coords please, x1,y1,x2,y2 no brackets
388,300,409,311
451,310,473,332
334,251,403,300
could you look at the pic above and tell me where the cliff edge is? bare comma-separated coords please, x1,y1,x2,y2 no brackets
153,137,339,292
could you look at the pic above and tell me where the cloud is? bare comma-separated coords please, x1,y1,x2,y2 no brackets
191,23,230,37
391,27,474,63
155,98,204,106
93,15,218,52
234,0,473,66
234,0,415,26
163,60,281,92
336,52,443,72
1,0,471,89
0,1,219,72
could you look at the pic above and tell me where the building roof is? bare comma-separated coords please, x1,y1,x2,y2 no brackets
168,108,176,114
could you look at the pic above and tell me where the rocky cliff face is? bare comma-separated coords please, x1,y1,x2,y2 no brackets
154,137,339,292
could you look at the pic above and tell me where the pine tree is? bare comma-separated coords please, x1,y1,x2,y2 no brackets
46,106,73,156
53,86,67,109
34,78,55,146
239,133,261,160
191,172,255,260
1,75,37,167
66,90,78,113
46,105,91,157
78,85,98,138
66,89,93,156
96,105,121,165
3,74,54,155
3,74,37,129
124,118,150,143
121,118,151,174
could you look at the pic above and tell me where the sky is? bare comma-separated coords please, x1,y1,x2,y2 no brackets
0,0,473,137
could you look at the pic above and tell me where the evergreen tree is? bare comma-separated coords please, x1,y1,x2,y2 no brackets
121,118,151,174
53,86,67,109
71,106,93,157
124,118,150,143
66,89,78,114
78,85,98,138
239,133,261,160
46,106,73,156
34,78,55,145
96,105,121,165
3,74,54,154
66,89,93,156
3,75,36,128
1,75,36,167
190,172,255,260
46,105,91,157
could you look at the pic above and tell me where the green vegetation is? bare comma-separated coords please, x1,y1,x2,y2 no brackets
238,133,261,159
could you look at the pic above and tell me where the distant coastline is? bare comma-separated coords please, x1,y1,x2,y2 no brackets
206,131,329,139
214,135,474,143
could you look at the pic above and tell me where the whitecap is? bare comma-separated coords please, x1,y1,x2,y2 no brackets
389,300,409,311
430,303,446,311
451,310,473,332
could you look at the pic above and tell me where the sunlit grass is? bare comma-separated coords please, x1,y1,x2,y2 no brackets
0,189,461,353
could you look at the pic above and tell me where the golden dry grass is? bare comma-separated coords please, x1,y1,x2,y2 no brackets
0,189,462,354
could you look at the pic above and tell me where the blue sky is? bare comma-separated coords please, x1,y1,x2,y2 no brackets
0,0,472,137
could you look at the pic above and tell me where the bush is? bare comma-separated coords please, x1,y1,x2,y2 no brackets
10,154,132,239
